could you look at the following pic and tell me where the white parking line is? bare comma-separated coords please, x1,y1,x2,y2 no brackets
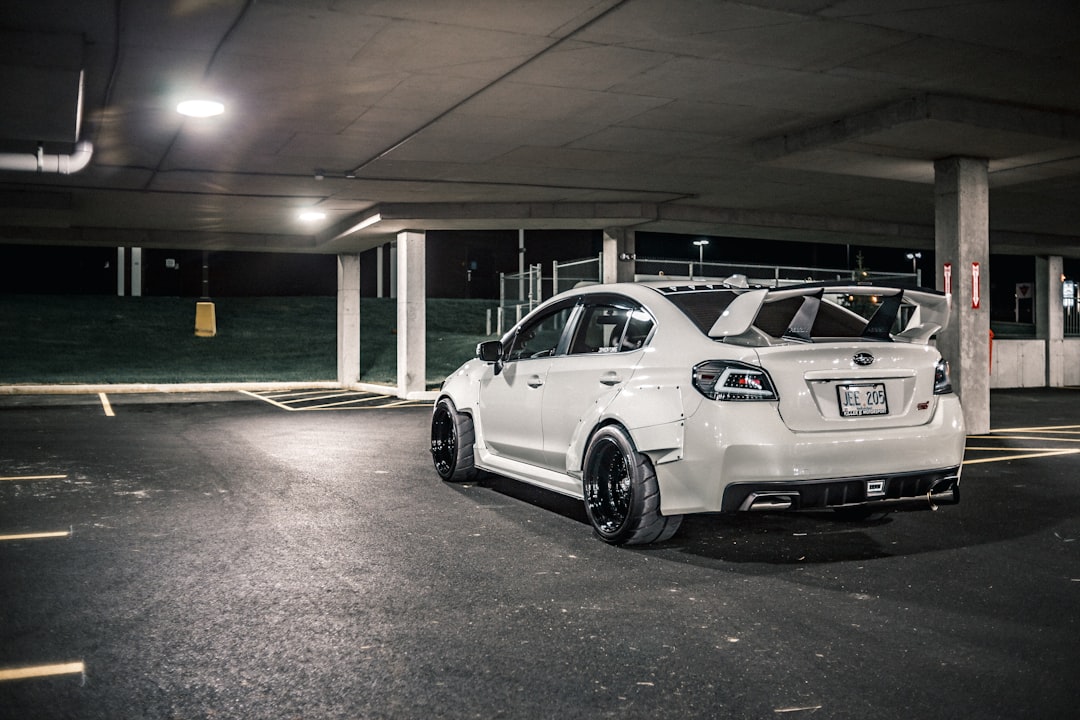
98,392,115,417
0,530,72,542
0,474,67,482
0,661,84,682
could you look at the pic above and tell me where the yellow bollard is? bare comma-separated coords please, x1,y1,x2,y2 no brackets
195,301,217,337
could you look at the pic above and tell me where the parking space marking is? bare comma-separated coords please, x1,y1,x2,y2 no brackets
0,474,67,482
0,662,84,682
98,392,115,417
243,389,432,411
0,530,71,542
964,425,1080,465
963,449,1079,465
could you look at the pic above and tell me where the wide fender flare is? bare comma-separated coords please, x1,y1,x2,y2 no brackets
565,384,689,474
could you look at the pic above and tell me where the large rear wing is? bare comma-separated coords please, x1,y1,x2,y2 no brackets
707,282,949,345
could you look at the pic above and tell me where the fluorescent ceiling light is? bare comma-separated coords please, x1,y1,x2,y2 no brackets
299,211,326,222
177,100,225,117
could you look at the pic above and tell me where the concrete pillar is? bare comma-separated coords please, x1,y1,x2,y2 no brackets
389,240,398,299
397,231,426,398
1036,255,1065,387
376,245,385,298
117,247,125,296
337,254,361,386
602,228,636,284
131,247,142,297
934,157,990,434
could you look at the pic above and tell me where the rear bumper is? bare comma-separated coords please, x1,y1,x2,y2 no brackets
721,466,961,513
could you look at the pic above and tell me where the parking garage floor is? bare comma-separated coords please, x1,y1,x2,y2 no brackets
1,388,1078,719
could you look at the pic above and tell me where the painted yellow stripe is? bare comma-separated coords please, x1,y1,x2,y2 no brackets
969,434,1080,444
963,449,1078,465
987,425,1080,433
98,392,115,417
0,474,67,482
240,390,297,411
0,530,71,542
0,662,84,682
966,446,1080,452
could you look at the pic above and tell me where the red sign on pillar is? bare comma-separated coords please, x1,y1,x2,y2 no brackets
972,262,981,309
943,263,953,300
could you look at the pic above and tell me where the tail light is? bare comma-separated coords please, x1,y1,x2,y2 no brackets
693,360,778,401
934,359,953,395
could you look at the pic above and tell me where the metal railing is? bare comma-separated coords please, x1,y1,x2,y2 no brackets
633,258,919,287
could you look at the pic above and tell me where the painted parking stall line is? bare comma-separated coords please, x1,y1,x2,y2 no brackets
0,529,72,542
243,389,432,411
964,425,1080,465
1,472,83,683
98,392,115,417
0,474,67,482
0,661,85,682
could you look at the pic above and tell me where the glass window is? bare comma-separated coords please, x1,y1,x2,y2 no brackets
506,305,575,361
569,302,654,354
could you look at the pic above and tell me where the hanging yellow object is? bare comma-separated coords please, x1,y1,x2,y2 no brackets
195,301,217,337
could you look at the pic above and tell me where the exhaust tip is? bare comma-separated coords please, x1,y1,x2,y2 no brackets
740,492,796,512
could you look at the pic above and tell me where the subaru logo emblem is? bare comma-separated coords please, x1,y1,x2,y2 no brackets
853,352,875,366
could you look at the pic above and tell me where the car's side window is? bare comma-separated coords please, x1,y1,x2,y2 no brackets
569,302,654,355
506,306,575,361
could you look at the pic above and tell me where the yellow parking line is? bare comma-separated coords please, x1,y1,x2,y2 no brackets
963,449,1079,465
0,530,72,542
987,425,1080,433
969,434,1080,443
0,662,84,682
240,390,296,411
98,392,115,417
0,474,67,482
966,446,1080,452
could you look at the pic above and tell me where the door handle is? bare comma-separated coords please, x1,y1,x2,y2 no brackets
527,375,544,388
599,372,622,386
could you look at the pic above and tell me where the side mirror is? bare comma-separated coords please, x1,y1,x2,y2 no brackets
477,340,503,363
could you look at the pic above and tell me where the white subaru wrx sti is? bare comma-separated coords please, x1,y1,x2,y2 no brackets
431,280,966,545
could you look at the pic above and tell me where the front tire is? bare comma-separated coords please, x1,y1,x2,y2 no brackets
582,426,682,545
430,398,477,482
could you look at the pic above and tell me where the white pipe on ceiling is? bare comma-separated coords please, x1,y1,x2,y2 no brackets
0,141,93,174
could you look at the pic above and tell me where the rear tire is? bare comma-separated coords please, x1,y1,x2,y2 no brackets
430,398,477,482
582,426,683,545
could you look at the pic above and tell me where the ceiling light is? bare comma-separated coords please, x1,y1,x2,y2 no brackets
177,99,225,118
299,211,326,222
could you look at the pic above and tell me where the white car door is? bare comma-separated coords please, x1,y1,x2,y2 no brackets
540,299,654,472
477,301,575,467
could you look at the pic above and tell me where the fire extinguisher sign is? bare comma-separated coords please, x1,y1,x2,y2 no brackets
972,262,981,309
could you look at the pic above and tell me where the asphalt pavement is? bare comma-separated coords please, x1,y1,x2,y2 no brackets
1,388,1078,719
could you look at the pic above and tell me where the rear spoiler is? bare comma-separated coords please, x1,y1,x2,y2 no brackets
707,282,949,344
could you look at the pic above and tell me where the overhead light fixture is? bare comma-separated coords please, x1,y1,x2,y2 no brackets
177,99,225,118
299,211,326,222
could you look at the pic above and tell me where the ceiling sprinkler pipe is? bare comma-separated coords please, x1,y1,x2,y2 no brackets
0,141,93,174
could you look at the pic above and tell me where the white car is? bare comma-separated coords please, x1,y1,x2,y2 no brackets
431,279,966,545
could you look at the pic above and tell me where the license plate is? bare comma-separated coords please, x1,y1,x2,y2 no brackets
837,383,888,417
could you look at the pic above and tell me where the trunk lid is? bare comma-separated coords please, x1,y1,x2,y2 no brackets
755,341,942,432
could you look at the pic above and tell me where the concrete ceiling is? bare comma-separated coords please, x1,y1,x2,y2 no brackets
1,0,1079,257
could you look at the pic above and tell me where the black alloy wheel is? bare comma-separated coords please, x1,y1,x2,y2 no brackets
430,398,476,482
582,425,682,545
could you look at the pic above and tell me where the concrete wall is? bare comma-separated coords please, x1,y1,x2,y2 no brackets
990,338,1080,388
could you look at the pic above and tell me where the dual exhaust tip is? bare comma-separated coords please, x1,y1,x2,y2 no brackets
739,475,960,513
